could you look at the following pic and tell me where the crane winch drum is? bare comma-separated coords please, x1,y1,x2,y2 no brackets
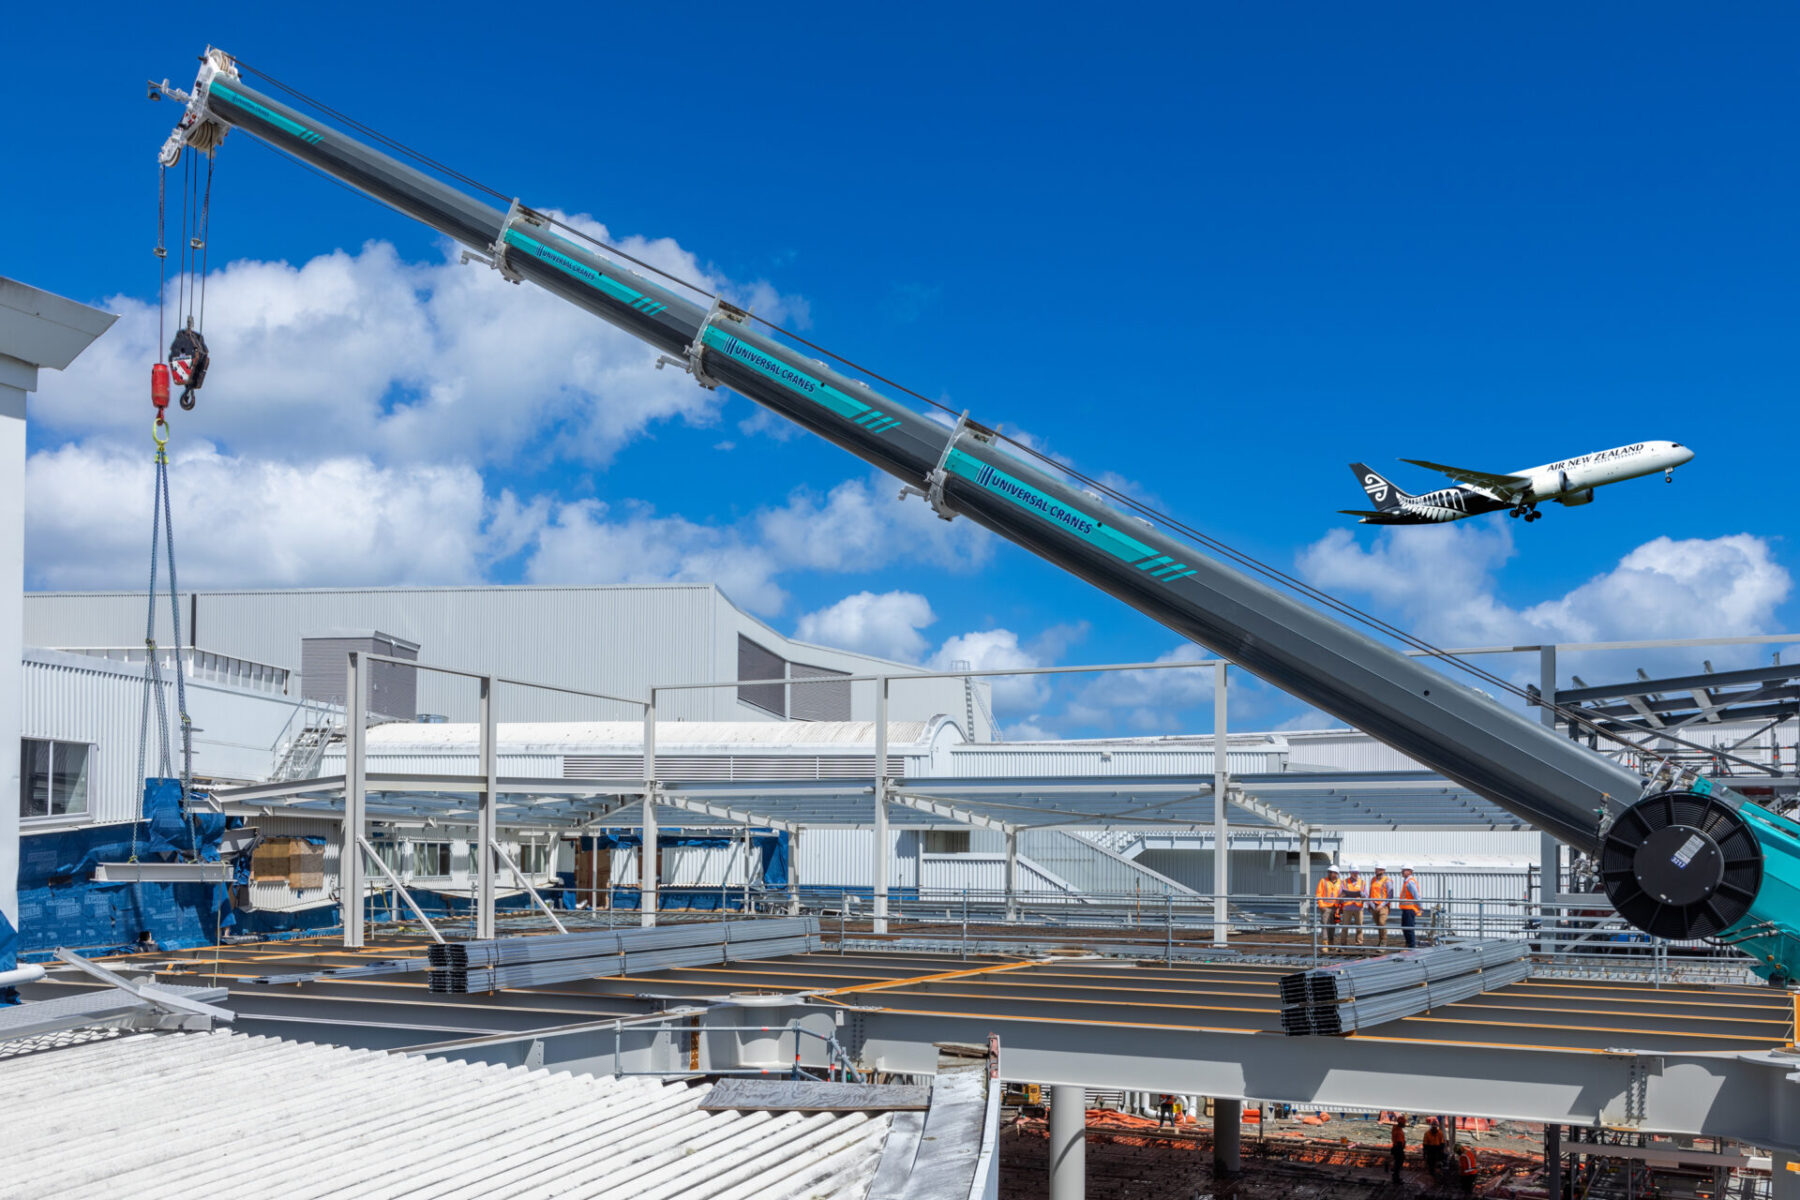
1600,790,1764,940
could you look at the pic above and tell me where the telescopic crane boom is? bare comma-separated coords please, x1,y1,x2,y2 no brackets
153,49,1800,980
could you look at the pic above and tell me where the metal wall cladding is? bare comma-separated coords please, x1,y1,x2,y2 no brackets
24,585,973,730
1281,728,1428,772
1336,829,1542,862
945,743,1288,778
792,828,918,888
21,651,160,827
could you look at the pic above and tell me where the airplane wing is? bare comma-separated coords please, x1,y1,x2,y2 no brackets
1400,459,1532,494
1338,509,1414,524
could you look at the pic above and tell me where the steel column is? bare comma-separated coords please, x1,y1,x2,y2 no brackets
874,678,890,935
1213,661,1229,946
1049,1083,1087,1200
1540,645,1562,899
476,675,497,941
787,826,801,915
642,694,658,928
1005,828,1020,923
1546,1123,1562,1200
342,651,367,948
1214,1096,1242,1176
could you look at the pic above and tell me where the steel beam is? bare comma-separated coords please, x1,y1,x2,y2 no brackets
1213,660,1229,947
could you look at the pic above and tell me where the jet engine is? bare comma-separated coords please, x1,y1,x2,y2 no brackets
1556,488,1595,506
1528,469,1572,501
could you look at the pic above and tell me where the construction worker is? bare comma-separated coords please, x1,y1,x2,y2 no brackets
1340,868,1366,946
1398,867,1423,949
1157,1093,1175,1128
1457,1142,1479,1195
1368,866,1393,947
1423,1117,1447,1176
1389,1114,1407,1181
1315,868,1342,947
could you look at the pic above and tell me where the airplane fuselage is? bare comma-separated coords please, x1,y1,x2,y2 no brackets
1351,440,1694,525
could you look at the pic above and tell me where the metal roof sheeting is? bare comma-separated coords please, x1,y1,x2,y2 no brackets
0,1029,897,1200
360,719,947,753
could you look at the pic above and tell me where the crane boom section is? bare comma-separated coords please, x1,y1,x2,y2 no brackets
180,70,1644,852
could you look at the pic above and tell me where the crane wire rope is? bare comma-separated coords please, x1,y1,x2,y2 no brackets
227,62,1752,780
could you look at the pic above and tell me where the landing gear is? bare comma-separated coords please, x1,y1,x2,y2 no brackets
1511,502,1541,523
1665,469,1674,483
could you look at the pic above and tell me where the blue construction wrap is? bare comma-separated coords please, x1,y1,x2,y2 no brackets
0,910,18,1004
15,779,234,958
569,829,789,910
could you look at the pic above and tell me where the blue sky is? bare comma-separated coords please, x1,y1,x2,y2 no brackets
10,2,1798,736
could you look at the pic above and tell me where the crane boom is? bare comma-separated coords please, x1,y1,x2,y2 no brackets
154,52,1800,979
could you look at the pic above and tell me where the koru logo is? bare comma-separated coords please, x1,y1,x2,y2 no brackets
1362,474,1389,503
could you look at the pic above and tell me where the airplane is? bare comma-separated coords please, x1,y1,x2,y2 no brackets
1342,440,1694,525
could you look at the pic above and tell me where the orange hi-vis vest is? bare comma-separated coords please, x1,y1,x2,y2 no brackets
1315,877,1341,910
1424,1125,1446,1148
1458,1146,1478,1176
1340,878,1365,909
1369,875,1392,904
1399,877,1422,913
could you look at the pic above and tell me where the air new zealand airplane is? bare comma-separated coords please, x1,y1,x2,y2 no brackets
1343,441,1694,525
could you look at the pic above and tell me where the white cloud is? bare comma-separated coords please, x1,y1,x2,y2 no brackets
1065,642,1218,733
929,628,1047,709
757,476,994,574
33,221,803,467
793,591,936,663
25,441,502,589
1298,525,1793,683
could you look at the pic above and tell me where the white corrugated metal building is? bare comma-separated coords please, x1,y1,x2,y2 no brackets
21,647,309,828
23,583,993,733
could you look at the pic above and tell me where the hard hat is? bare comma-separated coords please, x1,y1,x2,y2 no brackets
1326,866,1339,873
1402,864,1415,872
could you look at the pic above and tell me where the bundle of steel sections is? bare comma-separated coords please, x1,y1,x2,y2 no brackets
426,916,821,993
1278,940,1529,1035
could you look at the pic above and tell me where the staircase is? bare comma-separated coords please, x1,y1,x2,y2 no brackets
1017,828,1196,897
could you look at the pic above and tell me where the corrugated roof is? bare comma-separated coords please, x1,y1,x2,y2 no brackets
365,719,948,753
0,1029,896,1200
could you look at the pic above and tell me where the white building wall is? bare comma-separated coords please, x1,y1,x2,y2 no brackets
20,649,320,831
23,585,990,734
949,738,1289,778
20,650,162,827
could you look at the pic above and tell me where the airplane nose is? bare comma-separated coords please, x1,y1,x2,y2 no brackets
1678,446,1695,465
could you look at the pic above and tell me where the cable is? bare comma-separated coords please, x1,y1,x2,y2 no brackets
198,154,214,331
216,65,1752,780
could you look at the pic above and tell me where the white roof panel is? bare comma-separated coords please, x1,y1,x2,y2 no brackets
0,1029,896,1200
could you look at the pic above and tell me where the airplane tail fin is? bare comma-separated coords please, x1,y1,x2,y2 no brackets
1349,463,1409,512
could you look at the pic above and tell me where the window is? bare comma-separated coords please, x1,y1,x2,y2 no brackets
370,839,406,877
737,636,787,717
923,830,971,854
20,739,91,820
412,841,452,878
518,841,553,877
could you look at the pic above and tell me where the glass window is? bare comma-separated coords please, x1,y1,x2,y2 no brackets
518,842,551,876
412,842,452,878
923,830,971,854
19,739,90,820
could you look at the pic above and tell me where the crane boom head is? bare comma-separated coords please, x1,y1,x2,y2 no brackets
152,47,239,167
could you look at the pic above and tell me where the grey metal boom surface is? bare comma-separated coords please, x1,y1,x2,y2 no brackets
175,63,1648,852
